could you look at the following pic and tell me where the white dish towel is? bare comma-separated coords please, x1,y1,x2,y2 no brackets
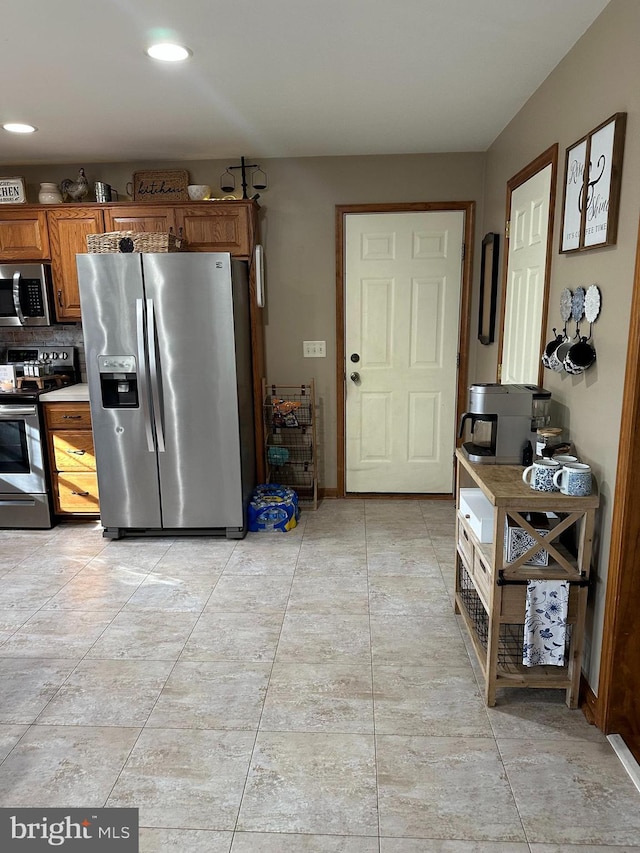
522,579,570,667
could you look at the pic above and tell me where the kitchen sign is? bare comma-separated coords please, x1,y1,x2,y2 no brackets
560,112,627,253
0,176,26,204
130,169,189,202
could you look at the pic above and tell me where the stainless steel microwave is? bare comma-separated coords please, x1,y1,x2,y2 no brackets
0,263,54,326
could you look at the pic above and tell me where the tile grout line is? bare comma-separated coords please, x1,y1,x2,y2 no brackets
364,501,383,851
228,524,302,842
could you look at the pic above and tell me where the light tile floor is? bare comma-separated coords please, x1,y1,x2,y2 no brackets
0,500,639,852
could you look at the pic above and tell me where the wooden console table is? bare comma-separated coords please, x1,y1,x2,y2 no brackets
454,448,599,707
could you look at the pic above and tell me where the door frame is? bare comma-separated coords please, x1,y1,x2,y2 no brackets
496,144,558,386
595,215,640,760
335,201,475,498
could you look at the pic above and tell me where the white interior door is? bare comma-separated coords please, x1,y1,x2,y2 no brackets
502,165,552,384
345,211,464,493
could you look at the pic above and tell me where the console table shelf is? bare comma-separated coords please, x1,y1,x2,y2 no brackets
454,448,598,707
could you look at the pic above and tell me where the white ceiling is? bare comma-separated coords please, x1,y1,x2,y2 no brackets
2,0,610,166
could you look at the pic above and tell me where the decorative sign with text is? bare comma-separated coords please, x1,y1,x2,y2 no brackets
560,113,627,253
130,169,189,202
0,177,26,204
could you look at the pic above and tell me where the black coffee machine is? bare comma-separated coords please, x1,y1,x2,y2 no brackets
459,383,550,464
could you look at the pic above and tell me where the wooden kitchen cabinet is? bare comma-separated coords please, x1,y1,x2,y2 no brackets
47,207,105,321
0,208,50,260
103,200,258,257
173,202,257,256
44,402,100,516
103,205,177,234
454,449,598,708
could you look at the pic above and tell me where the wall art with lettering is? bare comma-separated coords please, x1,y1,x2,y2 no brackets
130,169,189,202
0,176,26,204
560,113,626,253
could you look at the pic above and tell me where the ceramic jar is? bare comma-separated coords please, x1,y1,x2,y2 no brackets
38,182,63,204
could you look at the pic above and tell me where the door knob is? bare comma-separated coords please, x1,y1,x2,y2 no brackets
350,372,360,383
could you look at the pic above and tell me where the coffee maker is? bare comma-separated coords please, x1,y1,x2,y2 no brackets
459,383,550,464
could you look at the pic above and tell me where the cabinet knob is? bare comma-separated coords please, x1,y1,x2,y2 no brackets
465,514,471,519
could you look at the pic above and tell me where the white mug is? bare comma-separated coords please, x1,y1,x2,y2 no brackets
552,454,578,465
522,458,560,492
553,462,592,496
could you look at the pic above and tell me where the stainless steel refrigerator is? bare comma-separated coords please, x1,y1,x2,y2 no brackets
77,252,255,539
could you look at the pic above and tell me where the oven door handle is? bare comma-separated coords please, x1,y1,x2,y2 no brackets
0,499,36,506
12,272,27,326
0,404,38,418
136,298,155,453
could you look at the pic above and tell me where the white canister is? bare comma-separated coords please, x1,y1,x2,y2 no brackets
38,182,63,204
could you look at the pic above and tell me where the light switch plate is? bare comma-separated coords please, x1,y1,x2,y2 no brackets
303,341,326,358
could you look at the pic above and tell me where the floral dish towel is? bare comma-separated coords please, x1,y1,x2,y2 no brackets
522,579,569,667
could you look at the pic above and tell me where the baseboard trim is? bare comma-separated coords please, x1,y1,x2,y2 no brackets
608,734,640,794
580,674,599,727
318,487,338,499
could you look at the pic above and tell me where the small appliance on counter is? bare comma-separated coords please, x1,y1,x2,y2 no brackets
0,346,78,528
459,383,551,465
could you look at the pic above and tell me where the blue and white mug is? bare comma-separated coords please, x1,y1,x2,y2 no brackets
553,461,592,496
522,458,560,492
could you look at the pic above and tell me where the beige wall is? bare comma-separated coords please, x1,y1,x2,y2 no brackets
480,0,640,690
16,153,486,490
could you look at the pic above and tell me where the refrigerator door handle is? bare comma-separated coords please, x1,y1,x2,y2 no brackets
136,297,155,453
146,298,166,453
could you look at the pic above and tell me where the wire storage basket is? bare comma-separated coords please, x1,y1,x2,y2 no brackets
457,560,489,651
262,380,318,509
86,228,184,253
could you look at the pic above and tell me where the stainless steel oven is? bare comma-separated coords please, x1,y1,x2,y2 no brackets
0,263,54,327
0,401,51,527
0,346,79,529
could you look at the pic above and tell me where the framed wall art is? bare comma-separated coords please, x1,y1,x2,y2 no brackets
560,112,627,253
0,176,26,204
478,232,499,345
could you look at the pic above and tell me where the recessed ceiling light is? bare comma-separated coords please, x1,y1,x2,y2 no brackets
146,43,191,62
3,122,37,133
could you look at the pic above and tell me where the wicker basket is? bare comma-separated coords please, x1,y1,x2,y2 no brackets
86,228,184,254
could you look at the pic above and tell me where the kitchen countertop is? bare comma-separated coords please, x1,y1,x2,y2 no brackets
39,383,90,402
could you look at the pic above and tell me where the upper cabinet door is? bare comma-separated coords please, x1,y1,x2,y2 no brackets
173,202,256,257
103,205,177,234
0,209,50,260
47,207,105,321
